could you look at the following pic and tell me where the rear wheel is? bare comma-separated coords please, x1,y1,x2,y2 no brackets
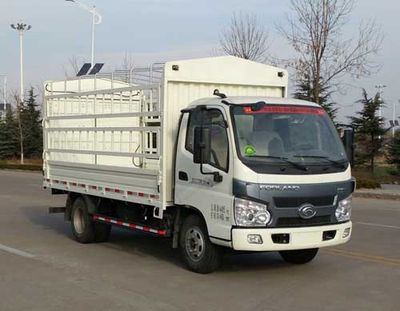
279,248,319,264
71,197,111,243
71,197,95,243
179,215,222,274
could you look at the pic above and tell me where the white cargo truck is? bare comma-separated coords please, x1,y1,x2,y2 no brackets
43,56,354,273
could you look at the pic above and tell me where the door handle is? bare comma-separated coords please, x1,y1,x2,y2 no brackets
178,171,188,181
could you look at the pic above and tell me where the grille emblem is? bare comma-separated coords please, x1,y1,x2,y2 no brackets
298,204,317,219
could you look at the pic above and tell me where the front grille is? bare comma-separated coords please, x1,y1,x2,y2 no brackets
274,196,334,208
276,216,332,227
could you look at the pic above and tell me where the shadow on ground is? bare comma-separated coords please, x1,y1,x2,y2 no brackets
22,204,295,273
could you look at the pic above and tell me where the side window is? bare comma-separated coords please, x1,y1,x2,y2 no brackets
185,109,229,172
185,111,201,153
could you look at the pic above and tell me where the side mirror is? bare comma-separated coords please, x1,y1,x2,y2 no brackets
193,126,211,164
342,129,354,166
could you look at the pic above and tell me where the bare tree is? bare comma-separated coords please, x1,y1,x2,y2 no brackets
34,83,44,117
63,55,85,78
220,13,270,62
119,52,135,71
115,52,135,84
279,0,383,105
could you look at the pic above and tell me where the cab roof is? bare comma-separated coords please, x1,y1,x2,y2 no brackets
189,96,320,109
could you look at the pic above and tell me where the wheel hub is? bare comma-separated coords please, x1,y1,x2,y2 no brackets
73,207,85,234
185,228,205,262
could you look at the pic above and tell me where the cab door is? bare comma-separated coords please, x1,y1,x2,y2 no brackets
175,106,234,242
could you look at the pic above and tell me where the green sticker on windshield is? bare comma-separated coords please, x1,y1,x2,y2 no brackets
244,145,256,156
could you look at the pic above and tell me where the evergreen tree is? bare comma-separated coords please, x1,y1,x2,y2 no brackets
387,130,400,170
293,71,338,121
0,106,19,159
350,89,387,172
20,88,43,158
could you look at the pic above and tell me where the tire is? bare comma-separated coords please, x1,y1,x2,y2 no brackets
179,214,222,274
279,248,319,264
71,197,95,243
71,197,112,243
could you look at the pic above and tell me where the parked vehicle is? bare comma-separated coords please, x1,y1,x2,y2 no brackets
43,56,354,273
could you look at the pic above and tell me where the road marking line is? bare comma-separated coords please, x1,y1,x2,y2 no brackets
325,252,400,268
328,249,400,264
0,243,36,259
355,222,400,230
324,249,400,267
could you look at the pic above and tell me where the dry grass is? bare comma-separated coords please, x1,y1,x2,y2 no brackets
0,158,42,171
353,165,400,188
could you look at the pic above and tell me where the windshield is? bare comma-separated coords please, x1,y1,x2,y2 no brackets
231,104,348,172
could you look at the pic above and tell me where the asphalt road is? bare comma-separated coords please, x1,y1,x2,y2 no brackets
0,170,399,311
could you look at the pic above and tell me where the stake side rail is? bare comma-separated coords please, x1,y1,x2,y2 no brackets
46,111,160,121
43,178,163,208
46,126,161,132
44,84,160,100
43,83,166,217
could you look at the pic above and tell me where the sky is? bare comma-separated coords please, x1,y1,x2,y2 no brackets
0,0,399,123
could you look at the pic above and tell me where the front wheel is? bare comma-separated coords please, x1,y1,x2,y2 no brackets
279,248,319,264
179,215,222,274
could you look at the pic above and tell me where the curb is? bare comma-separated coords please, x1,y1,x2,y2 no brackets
0,168,42,173
0,166,42,172
354,192,400,201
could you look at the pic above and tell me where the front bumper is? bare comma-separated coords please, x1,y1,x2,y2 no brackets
232,221,352,251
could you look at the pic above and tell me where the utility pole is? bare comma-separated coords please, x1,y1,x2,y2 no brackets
395,100,400,137
65,0,102,67
375,84,386,140
0,74,7,120
11,23,31,102
0,74,6,106
3,76,6,107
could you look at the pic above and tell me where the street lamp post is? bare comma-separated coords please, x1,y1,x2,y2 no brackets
0,74,7,106
375,84,386,140
65,0,102,67
10,23,31,165
10,23,31,102
394,100,400,137
375,84,386,118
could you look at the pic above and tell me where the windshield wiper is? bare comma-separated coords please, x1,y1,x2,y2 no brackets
293,155,348,168
250,155,309,171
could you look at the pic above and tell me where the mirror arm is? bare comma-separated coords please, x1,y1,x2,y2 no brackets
200,163,223,183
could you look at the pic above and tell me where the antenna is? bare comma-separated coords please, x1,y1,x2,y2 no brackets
213,89,227,99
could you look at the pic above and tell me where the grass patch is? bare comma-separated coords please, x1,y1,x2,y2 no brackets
0,159,42,171
353,165,400,188
355,178,381,189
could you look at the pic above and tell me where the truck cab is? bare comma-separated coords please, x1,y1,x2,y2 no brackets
175,96,353,269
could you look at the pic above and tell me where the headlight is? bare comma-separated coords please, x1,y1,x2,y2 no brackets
234,198,271,227
336,195,352,222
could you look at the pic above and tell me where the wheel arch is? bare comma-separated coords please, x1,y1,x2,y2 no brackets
172,205,209,249
65,192,80,221
65,193,99,221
